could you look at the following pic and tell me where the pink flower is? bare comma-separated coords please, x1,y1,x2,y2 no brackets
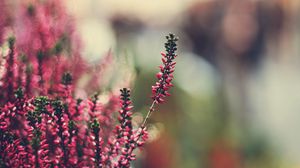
152,33,178,104
0,1,178,167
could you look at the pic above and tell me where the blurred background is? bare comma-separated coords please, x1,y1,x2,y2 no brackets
64,0,300,168
3,0,300,167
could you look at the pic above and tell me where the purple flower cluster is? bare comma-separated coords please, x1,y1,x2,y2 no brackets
0,1,179,167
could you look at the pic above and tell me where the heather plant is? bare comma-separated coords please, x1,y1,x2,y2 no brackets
0,1,178,167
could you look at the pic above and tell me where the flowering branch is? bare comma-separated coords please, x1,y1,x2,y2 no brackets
0,1,179,167
142,33,178,128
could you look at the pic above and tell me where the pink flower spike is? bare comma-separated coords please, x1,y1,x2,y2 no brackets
151,33,178,104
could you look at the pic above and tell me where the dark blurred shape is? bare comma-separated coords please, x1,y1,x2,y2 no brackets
182,2,288,167
183,0,285,69
110,14,144,41
183,0,287,132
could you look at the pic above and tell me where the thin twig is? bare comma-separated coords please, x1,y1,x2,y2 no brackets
141,101,156,128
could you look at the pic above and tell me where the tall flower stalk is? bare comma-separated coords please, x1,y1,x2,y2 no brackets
142,33,178,128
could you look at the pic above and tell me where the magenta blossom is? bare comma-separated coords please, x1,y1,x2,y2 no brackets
0,1,178,167
152,33,178,104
